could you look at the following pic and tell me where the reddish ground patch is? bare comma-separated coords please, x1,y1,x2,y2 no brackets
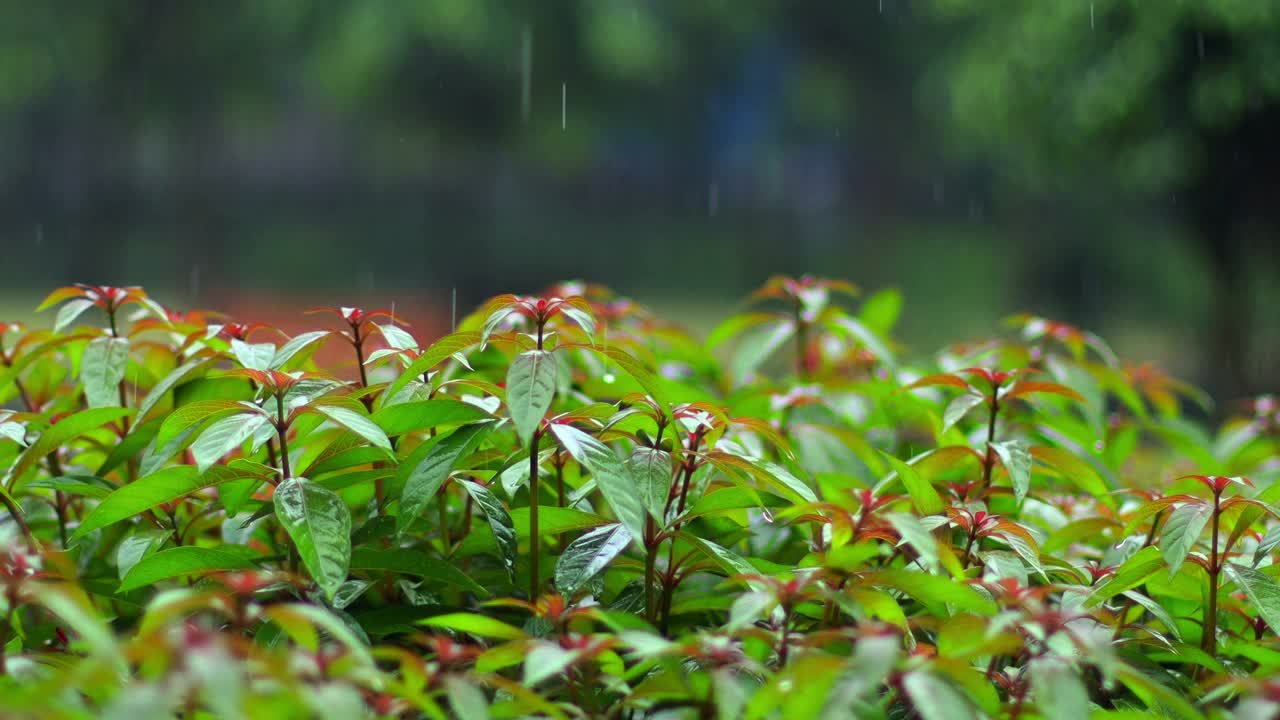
201,289,452,382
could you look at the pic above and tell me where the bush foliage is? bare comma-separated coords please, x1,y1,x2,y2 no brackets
1,279,1278,719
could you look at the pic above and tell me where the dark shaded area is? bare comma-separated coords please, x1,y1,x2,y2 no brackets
1,2,1276,404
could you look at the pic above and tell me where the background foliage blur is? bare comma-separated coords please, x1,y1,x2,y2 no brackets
1,1,1277,406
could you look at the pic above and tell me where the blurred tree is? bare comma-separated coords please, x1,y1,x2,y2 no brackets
921,0,1280,400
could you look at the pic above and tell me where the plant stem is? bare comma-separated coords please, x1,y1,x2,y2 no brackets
776,606,793,667
794,305,809,380
528,428,541,600
1202,493,1222,655
438,485,451,550
274,396,291,479
644,520,658,624
979,386,1000,492
0,487,35,551
265,439,280,485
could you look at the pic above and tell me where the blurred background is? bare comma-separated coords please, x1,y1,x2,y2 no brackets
1,1,1277,407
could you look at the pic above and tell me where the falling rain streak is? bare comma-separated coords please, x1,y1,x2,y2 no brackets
561,83,566,130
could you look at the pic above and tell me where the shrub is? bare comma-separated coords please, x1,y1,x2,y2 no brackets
0,278,1277,718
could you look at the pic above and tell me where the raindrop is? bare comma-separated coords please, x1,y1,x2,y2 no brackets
561,82,566,130
451,287,458,333
878,0,882,13
602,372,616,384
34,223,43,246
762,509,775,523
708,181,719,217
189,264,201,299
1089,3,1094,29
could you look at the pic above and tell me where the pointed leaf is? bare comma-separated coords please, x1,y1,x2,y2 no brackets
81,336,130,408
397,422,495,535
1224,562,1280,634
942,392,985,433
372,398,492,436
555,523,632,595
879,451,943,516
54,297,95,334
73,466,204,539
1160,501,1212,578
136,358,215,421
13,407,133,480
460,480,518,578
191,413,271,473
310,404,392,450
992,439,1032,503
549,423,646,544
230,340,277,371
349,548,488,596
506,350,557,447
274,477,352,601
628,447,672,523
118,547,256,593
1030,658,1089,720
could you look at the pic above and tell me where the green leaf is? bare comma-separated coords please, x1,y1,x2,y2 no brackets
549,423,647,544
1090,546,1166,603
729,319,794,382
54,297,95,334
372,398,492,436
310,404,392,450
998,530,1048,581
444,677,490,720
73,466,205,539
115,529,167,580
901,671,977,720
118,547,256,593
27,474,116,500
231,340,277,371
506,350,557,447
396,422,495,536
382,331,482,408
942,392,985,433
1031,446,1112,503
418,613,527,640
691,536,769,591
1120,590,1182,641
878,451,943,516
1224,563,1280,634
1030,658,1089,720
885,513,939,572
13,407,133,480
991,439,1032,503
274,477,351,602
97,417,159,475
555,523,632,595
870,569,997,615
581,344,670,410
523,643,577,687
628,447,672,523
831,313,896,368
272,331,331,369
460,480,518,578
349,548,488,596
154,400,251,449
191,412,271,473
81,336,130,408
1160,501,1212,578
